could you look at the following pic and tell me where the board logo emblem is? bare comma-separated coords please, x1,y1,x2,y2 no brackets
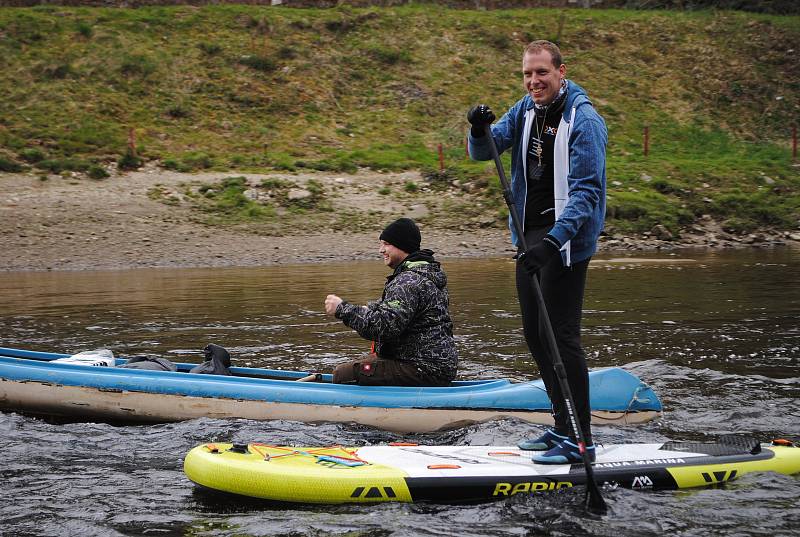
631,475,654,488
350,486,397,499
493,481,573,496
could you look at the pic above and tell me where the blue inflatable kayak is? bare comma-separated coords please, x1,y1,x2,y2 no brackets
0,346,661,432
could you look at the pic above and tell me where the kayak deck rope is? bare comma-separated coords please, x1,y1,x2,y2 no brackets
589,383,655,421
249,443,369,467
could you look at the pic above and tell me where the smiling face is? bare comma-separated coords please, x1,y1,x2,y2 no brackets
379,240,408,269
522,49,566,106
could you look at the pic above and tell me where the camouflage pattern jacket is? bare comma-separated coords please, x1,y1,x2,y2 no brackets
335,249,458,382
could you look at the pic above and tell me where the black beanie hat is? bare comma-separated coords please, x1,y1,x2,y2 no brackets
379,217,421,254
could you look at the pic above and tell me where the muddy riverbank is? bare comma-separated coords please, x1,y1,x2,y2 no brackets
1,168,797,272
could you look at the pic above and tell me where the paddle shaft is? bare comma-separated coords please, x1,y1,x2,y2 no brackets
482,124,607,514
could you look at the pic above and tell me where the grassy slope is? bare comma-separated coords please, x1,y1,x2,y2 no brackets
0,5,798,235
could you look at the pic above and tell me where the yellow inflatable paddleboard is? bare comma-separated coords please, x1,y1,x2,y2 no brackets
183,437,800,504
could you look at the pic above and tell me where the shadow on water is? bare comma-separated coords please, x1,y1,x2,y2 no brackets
1,248,799,536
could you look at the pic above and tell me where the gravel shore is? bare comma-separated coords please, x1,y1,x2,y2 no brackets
2,168,796,272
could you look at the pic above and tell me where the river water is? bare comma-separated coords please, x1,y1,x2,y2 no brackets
1,249,798,536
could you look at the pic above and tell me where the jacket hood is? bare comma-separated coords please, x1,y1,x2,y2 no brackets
394,249,447,289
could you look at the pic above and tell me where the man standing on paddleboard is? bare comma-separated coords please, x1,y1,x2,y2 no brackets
324,217,458,386
467,40,608,464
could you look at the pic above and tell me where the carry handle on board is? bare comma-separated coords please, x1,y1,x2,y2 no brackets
483,124,607,515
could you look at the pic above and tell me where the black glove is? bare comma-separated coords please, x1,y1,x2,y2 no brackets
204,343,231,368
467,104,496,138
519,235,560,275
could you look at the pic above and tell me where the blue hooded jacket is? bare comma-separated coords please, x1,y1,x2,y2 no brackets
468,80,607,264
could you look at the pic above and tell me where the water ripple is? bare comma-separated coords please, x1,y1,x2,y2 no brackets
2,250,800,535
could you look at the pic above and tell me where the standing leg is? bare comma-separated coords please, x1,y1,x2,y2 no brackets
516,227,567,436
515,226,592,444
538,256,592,445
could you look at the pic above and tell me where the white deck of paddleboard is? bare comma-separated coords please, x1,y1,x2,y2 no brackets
357,444,701,478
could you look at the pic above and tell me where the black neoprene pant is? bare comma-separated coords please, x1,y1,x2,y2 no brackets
515,226,592,445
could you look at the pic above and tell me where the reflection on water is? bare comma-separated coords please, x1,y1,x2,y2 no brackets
1,248,799,536
2,249,797,381
1,249,798,430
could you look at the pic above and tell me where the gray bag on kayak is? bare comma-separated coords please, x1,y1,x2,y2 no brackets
118,355,178,372
189,344,232,376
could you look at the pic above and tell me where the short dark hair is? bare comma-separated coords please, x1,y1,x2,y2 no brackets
524,40,563,68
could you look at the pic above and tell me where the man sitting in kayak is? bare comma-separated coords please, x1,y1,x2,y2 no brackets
324,217,458,386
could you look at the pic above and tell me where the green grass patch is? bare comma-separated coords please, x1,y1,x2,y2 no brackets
0,5,797,233
34,157,92,173
117,149,142,171
196,176,275,221
238,54,276,72
0,155,24,172
147,184,179,205
88,165,110,180
119,53,158,77
258,177,330,211
366,44,411,65
197,41,222,56
19,148,45,163
163,151,215,172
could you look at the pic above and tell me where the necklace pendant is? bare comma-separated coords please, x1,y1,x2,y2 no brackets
535,145,542,158
529,163,543,182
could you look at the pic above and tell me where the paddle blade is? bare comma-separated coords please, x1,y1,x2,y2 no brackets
584,481,608,515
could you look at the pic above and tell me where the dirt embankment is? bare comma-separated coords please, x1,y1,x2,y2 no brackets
0,168,513,272
1,168,797,273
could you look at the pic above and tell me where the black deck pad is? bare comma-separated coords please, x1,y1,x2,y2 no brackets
661,435,761,456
